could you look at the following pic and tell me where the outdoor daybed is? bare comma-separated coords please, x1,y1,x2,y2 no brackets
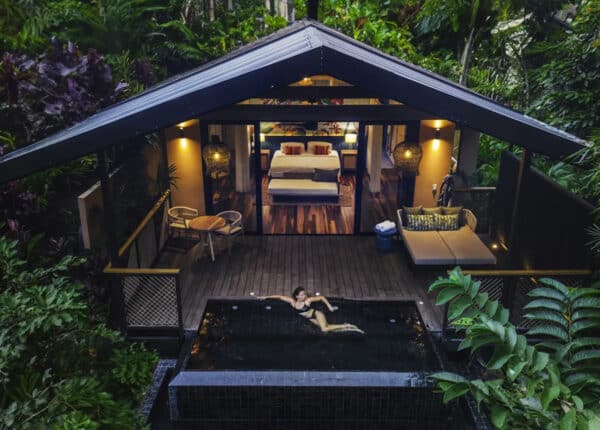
396,208,497,266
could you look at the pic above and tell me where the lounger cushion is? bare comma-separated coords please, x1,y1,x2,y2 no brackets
268,179,338,196
438,227,497,265
400,229,456,265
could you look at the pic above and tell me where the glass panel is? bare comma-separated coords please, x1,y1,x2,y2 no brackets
260,121,356,234
203,124,257,233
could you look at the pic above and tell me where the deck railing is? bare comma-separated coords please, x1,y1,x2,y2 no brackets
442,269,593,336
451,187,495,235
103,190,183,350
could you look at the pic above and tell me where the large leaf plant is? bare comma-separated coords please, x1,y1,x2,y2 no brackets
429,268,600,429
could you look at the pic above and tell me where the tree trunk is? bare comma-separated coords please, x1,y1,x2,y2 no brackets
180,0,193,25
459,27,476,86
208,0,215,21
227,0,233,10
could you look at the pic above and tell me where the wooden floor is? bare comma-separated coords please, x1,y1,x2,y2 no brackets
156,235,446,332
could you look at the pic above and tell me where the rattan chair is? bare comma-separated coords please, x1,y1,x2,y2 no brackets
167,206,199,240
214,210,244,255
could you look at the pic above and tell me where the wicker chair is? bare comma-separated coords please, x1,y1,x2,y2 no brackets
167,206,199,240
214,210,244,254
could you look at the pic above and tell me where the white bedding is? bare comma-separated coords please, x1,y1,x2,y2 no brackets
268,179,339,196
269,150,341,178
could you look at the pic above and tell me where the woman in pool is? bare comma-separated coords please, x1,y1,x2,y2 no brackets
259,287,364,334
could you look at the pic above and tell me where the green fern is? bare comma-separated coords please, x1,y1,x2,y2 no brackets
429,268,600,429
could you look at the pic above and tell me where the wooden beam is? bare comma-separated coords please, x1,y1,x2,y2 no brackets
200,105,433,122
460,269,593,277
507,149,531,251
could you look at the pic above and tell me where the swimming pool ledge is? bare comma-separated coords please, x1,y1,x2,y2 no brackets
170,370,434,388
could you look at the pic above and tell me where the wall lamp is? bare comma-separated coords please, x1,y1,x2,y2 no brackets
432,128,441,151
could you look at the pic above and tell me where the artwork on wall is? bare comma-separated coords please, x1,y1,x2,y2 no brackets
261,122,352,137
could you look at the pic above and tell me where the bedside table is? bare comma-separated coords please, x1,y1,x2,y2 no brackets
260,149,270,171
341,149,358,172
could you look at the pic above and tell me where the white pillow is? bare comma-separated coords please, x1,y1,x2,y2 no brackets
280,142,305,153
307,141,332,154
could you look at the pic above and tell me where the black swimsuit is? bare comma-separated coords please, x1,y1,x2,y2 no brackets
295,303,315,318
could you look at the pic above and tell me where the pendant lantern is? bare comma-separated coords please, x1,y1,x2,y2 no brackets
202,135,231,179
393,141,422,175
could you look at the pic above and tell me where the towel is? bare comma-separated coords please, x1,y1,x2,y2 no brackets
375,220,396,233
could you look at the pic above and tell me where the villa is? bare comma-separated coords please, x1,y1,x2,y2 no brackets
0,19,593,429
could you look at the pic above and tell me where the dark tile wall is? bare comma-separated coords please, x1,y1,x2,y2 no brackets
170,385,471,430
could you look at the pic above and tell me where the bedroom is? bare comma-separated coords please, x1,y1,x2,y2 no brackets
166,116,455,236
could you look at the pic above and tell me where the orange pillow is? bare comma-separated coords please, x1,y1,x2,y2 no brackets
314,145,329,155
284,145,294,155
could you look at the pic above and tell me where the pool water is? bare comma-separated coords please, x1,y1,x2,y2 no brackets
185,299,440,372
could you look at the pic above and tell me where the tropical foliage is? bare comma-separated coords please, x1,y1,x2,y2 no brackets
0,234,157,428
429,268,600,429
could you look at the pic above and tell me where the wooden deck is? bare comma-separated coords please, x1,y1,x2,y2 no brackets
156,235,446,332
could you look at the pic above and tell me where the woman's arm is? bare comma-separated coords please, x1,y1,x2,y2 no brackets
257,295,294,305
308,295,336,311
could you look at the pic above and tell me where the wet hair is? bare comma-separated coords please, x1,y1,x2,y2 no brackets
292,287,307,299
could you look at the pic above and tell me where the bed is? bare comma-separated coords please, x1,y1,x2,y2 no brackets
267,142,341,199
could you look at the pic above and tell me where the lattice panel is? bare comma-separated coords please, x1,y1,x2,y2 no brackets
511,277,538,329
122,275,179,327
514,276,588,330
474,277,504,302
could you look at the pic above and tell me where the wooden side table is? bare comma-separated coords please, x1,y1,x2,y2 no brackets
260,149,270,171
341,149,358,172
188,215,226,261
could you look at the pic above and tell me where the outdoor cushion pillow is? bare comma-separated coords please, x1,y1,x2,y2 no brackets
402,205,423,226
313,168,339,182
434,213,459,230
406,214,436,231
402,205,423,215
422,207,442,214
441,206,463,215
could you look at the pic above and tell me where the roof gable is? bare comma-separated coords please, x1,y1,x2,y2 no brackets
0,20,585,182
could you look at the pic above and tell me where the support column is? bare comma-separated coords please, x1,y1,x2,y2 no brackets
354,123,367,234
456,127,480,183
97,150,123,330
366,125,383,193
507,149,531,251
253,123,263,234
200,122,213,215
232,125,251,192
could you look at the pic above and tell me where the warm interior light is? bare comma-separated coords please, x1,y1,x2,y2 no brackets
491,243,499,250
260,133,265,143
404,149,412,158
345,132,357,144
434,120,442,129
179,139,188,149
432,128,441,151
213,152,221,160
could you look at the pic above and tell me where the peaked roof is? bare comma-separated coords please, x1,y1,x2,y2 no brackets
0,20,586,182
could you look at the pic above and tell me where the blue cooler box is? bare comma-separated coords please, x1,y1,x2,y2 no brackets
374,227,397,252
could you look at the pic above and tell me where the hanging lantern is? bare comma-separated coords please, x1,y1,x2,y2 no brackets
202,135,231,179
393,141,423,175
